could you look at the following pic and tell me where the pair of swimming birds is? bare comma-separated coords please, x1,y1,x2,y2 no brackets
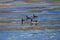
21,14,39,25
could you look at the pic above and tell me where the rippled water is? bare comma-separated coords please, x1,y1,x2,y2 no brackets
0,0,60,40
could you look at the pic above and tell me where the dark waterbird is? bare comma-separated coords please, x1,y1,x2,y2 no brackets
21,18,25,24
30,20,39,25
25,16,33,22
33,14,38,18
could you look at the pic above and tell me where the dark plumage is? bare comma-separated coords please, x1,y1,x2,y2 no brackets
26,16,32,19
30,20,39,25
31,19,33,22
33,14,38,18
25,16,33,22
31,19,38,22
21,18,25,24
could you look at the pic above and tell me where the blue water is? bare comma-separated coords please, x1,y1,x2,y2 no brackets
0,1,60,40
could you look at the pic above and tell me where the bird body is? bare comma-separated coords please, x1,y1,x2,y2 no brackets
26,16,32,19
30,20,39,25
21,18,25,24
33,14,38,18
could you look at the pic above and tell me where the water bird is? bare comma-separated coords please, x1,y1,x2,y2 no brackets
26,16,32,19
30,20,39,25
21,18,25,24
33,14,38,18
25,16,33,22
31,18,33,21
30,19,33,25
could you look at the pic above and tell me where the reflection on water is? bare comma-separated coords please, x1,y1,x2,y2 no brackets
0,0,60,40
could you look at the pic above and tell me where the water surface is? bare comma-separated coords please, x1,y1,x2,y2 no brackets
0,0,60,40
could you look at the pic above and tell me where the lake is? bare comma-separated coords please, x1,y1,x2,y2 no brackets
0,0,60,40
